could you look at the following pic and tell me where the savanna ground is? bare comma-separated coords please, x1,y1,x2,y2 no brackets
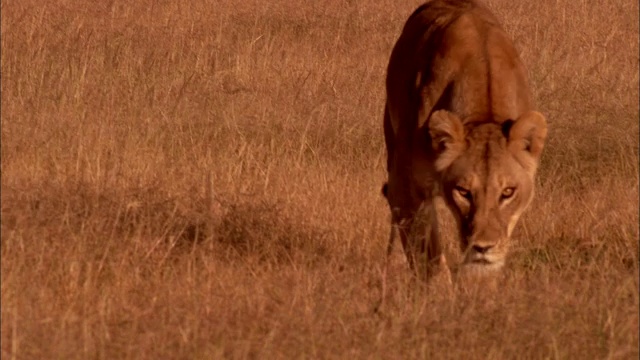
1,0,638,358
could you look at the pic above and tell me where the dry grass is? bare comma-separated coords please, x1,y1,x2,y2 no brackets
1,0,638,358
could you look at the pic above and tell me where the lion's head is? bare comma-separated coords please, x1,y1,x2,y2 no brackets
428,110,548,272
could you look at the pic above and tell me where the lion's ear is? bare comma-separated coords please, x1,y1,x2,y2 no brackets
428,110,465,172
508,111,547,160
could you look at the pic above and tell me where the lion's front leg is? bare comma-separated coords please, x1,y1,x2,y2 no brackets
396,200,443,280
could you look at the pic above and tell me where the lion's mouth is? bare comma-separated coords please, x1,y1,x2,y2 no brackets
459,259,504,276
470,258,492,265
464,252,504,268
466,252,494,264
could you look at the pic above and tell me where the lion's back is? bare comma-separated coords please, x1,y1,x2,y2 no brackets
385,0,530,137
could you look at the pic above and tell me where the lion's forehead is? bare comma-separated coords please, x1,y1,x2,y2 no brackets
453,138,519,187
445,122,528,189
465,122,506,143
468,130,509,158
457,168,510,191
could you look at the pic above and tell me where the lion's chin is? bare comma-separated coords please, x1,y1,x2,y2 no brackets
454,260,504,292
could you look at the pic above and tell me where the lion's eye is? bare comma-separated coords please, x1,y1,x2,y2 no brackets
455,186,472,200
501,187,516,200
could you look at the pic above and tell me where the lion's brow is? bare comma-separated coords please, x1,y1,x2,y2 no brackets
482,140,491,193
470,128,504,187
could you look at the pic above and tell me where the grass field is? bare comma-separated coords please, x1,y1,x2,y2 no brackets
2,0,638,358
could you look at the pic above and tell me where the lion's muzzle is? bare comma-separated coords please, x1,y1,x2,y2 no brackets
462,240,506,271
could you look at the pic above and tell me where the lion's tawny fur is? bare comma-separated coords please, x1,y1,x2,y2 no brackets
382,0,547,279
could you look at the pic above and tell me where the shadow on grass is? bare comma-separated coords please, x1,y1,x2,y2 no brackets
1,181,333,266
213,198,332,265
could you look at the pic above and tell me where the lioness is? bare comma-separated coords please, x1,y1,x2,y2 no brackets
382,0,547,280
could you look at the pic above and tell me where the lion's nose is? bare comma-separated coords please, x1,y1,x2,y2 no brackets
472,244,494,254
